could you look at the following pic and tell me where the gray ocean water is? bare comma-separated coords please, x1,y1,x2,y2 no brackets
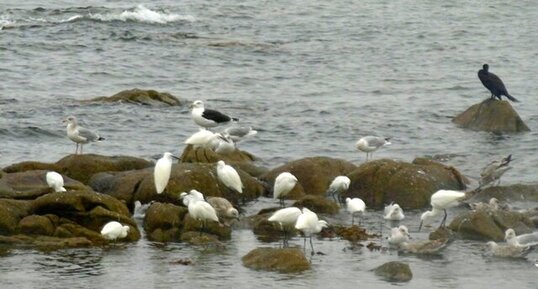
1,1,538,288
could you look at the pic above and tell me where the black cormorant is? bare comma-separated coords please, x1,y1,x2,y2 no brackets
478,64,518,102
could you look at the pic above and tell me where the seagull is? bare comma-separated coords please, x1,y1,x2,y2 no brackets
479,154,513,188
223,126,257,143
100,221,130,241
212,133,236,155
505,228,538,247
187,198,220,236
486,241,530,258
46,171,66,192
387,225,410,247
326,176,350,204
346,197,366,225
133,200,152,219
273,172,298,207
268,206,302,247
216,160,243,194
419,190,466,231
295,207,328,256
478,64,518,102
469,197,501,212
384,202,405,221
398,238,448,254
63,115,104,154
190,100,238,129
154,152,179,194
206,197,239,226
355,136,391,161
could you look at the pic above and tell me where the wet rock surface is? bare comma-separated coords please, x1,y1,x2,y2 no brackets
452,99,530,133
373,261,413,282
242,247,311,273
89,88,184,106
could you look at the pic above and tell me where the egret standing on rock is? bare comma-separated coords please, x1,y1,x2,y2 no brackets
356,136,391,161
273,172,298,207
63,115,104,154
295,207,328,255
46,171,66,192
326,176,350,204
188,198,220,235
216,160,243,193
154,152,179,194
478,64,518,102
190,100,238,129
419,189,466,231
268,206,302,247
346,197,366,225
101,221,130,241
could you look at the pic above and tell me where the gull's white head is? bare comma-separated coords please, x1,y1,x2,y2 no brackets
63,115,78,126
191,100,204,109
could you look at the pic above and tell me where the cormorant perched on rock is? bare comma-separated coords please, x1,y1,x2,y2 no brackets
478,64,518,102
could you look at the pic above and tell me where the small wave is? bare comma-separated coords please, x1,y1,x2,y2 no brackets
88,5,195,24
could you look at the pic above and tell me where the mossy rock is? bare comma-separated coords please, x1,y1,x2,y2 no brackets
0,170,88,200
19,215,55,236
143,202,186,242
183,213,231,240
347,158,467,209
180,231,223,246
373,261,413,282
180,145,257,164
293,195,339,215
242,247,311,273
452,99,530,133
89,88,184,106
466,184,538,203
0,234,92,250
259,157,357,200
0,199,33,234
250,210,291,242
2,161,61,173
56,154,153,184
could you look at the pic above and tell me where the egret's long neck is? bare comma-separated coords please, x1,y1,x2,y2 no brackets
431,207,443,217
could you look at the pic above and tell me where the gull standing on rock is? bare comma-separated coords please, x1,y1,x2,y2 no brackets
479,154,513,188
223,126,257,143
346,197,366,225
184,128,218,148
190,100,238,129
207,197,239,226
295,207,328,256
273,172,298,207
63,115,104,154
212,133,236,155
216,160,243,194
355,136,391,161
154,152,179,194
326,176,350,204
419,190,466,231
101,221,130,241
384,202,405,221
268,206,302,247
46,171,66,192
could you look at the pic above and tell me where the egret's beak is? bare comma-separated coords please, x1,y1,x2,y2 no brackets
171,155,180,160
418,221,423,232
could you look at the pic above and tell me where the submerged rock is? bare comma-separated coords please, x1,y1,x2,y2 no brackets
347,158,467,209
259,157,357,200
452,99,530,133
373,261,412,282
242,247,311,273
89,88,184,106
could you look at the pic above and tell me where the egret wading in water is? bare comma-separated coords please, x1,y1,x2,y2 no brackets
478,64,518,102
273,172,298,207
355,136,391,161
346,197,366,225
419,190,466,231
101,221,130,242
63,115,104,154
188,198,220,236
154,152,179,194
46,171,66,192
190,100,238,129
326,176,350,205
268,207,302,248
295,207,328,256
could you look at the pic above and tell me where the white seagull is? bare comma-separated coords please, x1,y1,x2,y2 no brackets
295,207,328,256
387,225,410,247
154,152,179,194
505,228,538,247
190,100,238,129
326,176,351,204
346,197,366,225
355,136,391,161
206,196,239,226
212,133,236,155
216,160,243,194
384,202,405,221
268,206,302,247
486,241,530,258
479,154,513,188
100,221,130,241
419,189,466,231
273,172,298,207
188,198,220,235
46,171,66,192
223,126,257,143
63,115,104,154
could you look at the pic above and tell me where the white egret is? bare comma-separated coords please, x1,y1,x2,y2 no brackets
46,171,66,192
383,202,405,221
326,176,350,204
355,136,391,161
154,152,179,194
190,100,238,129
295,207,328,255
100,221,130,241
180,189,205,206
273,172,298,207
419,190,466,231
184,128,218,148
188,198,219,235
505,228,538,247
216,160,243,193
346,197,366,225
207,196,239,226
268,207,302,247
63,115,104,154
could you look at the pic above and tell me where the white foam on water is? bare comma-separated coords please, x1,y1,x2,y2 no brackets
89,4,195,24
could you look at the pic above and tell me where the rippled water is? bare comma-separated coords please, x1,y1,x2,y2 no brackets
1,0,538,287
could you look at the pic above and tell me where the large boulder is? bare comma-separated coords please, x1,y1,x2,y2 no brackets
0,199,33,234
293,195,339,215
259,157,357,200
143,202,187,242
346,158,467,209
180,145,257,164
242,247,310,273
466,184,538,203
373,261,412,282
452,99,530,133
0,170,88,200
88,88,184,106
2,161,61,173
